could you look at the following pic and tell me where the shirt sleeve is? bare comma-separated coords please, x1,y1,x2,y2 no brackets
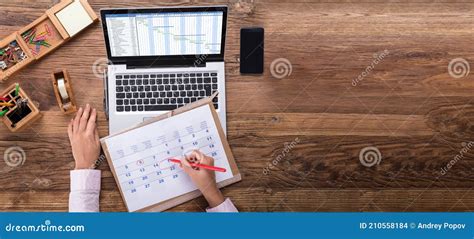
69,169,101,212
206,198,238,212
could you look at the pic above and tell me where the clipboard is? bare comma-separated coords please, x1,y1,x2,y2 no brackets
100,93,241,212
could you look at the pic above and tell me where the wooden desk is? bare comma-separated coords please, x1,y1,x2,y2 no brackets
0,0,472,212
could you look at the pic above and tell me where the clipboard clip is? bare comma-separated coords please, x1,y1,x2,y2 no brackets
210,91,219,99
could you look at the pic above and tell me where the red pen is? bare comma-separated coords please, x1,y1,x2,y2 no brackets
169,158,226,172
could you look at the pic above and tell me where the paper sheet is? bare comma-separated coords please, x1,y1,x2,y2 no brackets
104,105,234,211
55,0,93,37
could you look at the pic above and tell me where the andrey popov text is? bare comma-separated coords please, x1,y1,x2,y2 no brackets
359,222,467,230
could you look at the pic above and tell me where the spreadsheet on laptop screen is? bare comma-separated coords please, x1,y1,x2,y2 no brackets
105,12,224,57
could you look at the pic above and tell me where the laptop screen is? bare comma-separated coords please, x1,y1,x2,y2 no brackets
104,11,224,57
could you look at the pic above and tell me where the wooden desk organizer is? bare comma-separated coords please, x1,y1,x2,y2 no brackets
51,69,77,114
0,84,41,132
0,0,98,81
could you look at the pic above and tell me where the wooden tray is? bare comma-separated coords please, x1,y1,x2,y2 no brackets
0,33,35,81
0,83,41,132
0,0,98,82
19,14,66,60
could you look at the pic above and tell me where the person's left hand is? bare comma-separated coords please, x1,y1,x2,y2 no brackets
67,104,100,170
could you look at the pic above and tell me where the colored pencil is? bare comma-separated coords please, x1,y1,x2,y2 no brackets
169,158,226,172
0,102,14,107
15,83,19,96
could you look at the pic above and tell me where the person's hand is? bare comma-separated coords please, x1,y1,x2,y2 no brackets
179,150,225,208
67,104,100,170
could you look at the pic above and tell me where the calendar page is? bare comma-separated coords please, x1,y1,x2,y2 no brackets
103,105,235,212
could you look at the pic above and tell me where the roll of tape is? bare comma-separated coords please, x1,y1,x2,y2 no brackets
63,102,72,111
57,78,69,101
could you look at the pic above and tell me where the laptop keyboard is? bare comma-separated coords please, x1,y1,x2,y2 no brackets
115,72,219,112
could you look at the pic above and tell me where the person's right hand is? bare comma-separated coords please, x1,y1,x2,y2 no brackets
179,150,225,208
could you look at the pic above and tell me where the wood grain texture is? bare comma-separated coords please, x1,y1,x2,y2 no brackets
0,0,473,212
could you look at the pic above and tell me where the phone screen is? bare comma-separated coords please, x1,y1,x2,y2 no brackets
240,28,264,74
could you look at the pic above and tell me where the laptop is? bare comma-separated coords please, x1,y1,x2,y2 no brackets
100,6,228,134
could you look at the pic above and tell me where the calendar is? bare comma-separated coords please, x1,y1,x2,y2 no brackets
101,103,240,212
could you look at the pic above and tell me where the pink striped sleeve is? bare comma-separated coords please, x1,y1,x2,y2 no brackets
69,169,101,212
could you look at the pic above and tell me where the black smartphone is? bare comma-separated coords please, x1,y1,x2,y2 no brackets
240,27,264,74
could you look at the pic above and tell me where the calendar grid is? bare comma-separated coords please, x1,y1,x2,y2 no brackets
115,134,215,173
116,140,217,183
120,150,221,192
112,127,209,161
114,123,220,192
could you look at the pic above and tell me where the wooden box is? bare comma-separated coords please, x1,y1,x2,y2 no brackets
0,0,98,81
0,84,41,132
0,33,35,81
